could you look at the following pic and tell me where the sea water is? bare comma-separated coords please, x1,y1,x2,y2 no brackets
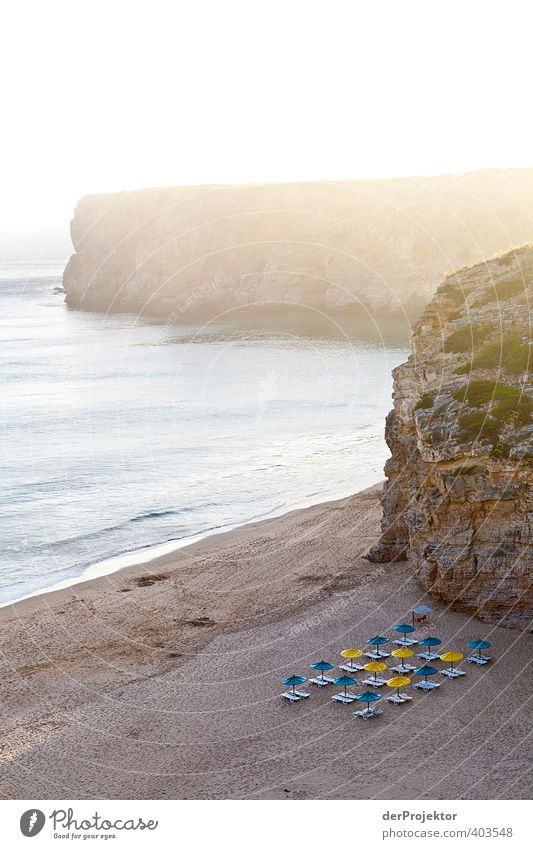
0,262,408,602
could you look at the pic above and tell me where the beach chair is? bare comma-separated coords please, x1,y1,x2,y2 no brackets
281,692,301,702
390,664,416,674
467,654,490,665
386,694,404,705
332,693,356,704
440,668,466,679
362,677,388,688
339,663,364,673
398,692,413,701
309,677,330,686
353,706,383,719
392,638,418,647
413,680,441,691
417,651,441,661
293,690,310,698
364,650,390,659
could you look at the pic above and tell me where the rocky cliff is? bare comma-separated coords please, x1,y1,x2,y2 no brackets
63,170,533,326
369,246,533,630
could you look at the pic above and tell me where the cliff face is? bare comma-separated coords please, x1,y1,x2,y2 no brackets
369,246,533,630
63,170,533,323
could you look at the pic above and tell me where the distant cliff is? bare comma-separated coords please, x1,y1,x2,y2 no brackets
369,246,533,630
63,170,533,326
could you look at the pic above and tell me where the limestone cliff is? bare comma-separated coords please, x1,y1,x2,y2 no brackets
369,246,533,630
63,170,533,324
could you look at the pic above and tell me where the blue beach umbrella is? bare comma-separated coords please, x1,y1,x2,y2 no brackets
354,690,382,713
467,639,492,659
368,636,389,646
311,660,334,680
419,637,442,648
283,675,307,695
334,675,357,697
413,664,439,684
394,623,416,635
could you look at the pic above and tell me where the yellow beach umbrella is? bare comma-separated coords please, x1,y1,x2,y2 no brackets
363,660,387,683
440,651,464,672
386,675,411,698
340,648,363,672
391,646,414,672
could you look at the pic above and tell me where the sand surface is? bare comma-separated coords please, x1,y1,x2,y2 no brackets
0,484,531,800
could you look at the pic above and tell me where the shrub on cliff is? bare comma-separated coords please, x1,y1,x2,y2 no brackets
458,410,500,442
471,332,530,375
453,379,519,407
437,282,465,305
473,275,526,307
444,324,490,353
414,393,434,410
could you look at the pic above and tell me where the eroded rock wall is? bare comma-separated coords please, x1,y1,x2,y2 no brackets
369,246,533,630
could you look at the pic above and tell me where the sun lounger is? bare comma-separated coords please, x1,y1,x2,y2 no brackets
339,663,364,673
386,694,404,705
392,638,418,647
353,706,383,719
440,668,466,678
364,650,390,659
309,677,330,686
398,692,413,701
414,680,441,690
281,692,301,702
417,651,441,661
467,655,491,665
293,690,310,698
362,677,388,688
390,664,416,674
332,693,357,704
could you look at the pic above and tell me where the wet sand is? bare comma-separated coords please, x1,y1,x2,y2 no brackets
0,484,531,800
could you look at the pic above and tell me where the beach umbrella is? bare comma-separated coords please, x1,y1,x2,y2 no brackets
391,646,414,671
393,623,416,644
367,635,389,647
467,639,492,659
363,660,388,683
440,651,464,672
386,675,411,707
283,675,307,695
354,690,382,714
310,660,334,680
418,636,442,648
340,647,363,671
413,664,439,684
334,675,357,697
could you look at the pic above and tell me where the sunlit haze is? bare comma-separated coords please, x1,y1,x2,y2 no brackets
2,0,533,256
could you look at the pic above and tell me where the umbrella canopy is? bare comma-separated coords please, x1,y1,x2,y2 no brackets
334,674,357,696
394,623,416,634
340,648,363,659
340,648,363,669
367,635,389,645
363,660,387,682
419,636,442,647
387,676,411,696
467,639,492,658
355,691,382,711
311,660,334,680
283,675,307,694
391,647,414,670
413,664,439,683
440,651,464,671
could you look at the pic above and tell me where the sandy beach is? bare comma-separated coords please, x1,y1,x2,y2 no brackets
0,483,531,800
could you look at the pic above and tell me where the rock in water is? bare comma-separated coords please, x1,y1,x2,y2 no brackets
369,245,533,630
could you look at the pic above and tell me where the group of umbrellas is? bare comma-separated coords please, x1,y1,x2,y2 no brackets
282,623,493,712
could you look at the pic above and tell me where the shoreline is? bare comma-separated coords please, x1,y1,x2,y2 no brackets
0,482,530,800
0,481,383,614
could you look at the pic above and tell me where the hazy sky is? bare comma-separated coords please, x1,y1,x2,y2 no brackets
2,0,533,257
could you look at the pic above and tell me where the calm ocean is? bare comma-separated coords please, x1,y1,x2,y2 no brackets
1,261,408,602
